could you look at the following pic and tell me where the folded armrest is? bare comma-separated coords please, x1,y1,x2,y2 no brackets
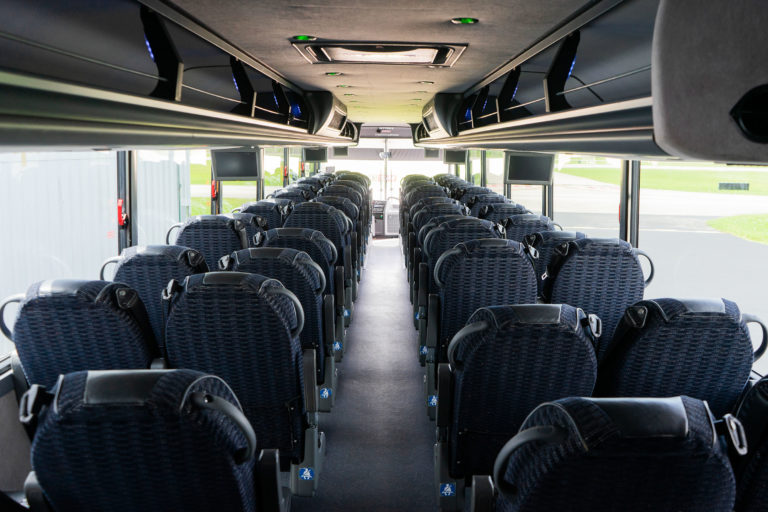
302,349,319,413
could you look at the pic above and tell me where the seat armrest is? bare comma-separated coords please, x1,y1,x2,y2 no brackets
256,449,289,512
24,472,54,512
350,232,358,270
343,245,353,281
470,475,496,512
418,262,429,308
323,294,335,355
334,266,345,316
302,349,319,413
426,294,440,349
436,363,453,430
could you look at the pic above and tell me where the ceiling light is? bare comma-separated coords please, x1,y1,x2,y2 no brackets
325,71,343,76
343,93,355,96
293,35,317,41
451,17,479,25
336,84,352,88
293,42,466,67
418,81,434,85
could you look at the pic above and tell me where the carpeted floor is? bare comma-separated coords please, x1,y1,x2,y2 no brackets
292,238,436,511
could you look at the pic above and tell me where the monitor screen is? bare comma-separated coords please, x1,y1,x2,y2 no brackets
443,149,467,164
303,147,328,162
211,150,260,181
333,146,349,157
505,152,554,185
424,148,440,159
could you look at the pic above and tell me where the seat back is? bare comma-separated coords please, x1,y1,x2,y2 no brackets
417,214,467,248
493,396,736,512
221,248,326,384
523,231,587,297
322,185,363,210
596,298,761,416
108,245,208,345
477,202,530,224
423,218,504,293
455,186,490,203
30,369,261,512
260,198,295,218
164,272,305,459
239,201,285,229
169,215,249,269
272,188,311,204
288,183,318,198
284,202,349,266
502,213,557,241
258,227,337,296
5,280,156,388
543,238,650,349
447,304,598,477
223,213,266,247
465,193,508,217
408,197,461,220
734,376,768,512
315,195,359,223
434,239,537,345
405,185,448,209
411,203,469,235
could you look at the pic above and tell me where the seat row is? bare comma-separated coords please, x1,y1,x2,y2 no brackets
0,170,374,510
398,173,768,512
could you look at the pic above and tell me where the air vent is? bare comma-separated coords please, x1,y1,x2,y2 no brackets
292,41,467,67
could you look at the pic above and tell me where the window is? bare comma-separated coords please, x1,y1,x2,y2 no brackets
468,150,482,185
189,150,212,216
552,154,620,236
263,147,284,198
135,150,191,245
289,147,302,183
485,150,505,195
0,151,119,356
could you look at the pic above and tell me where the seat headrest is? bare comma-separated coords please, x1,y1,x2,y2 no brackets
36,279,106,297
588,397,690,439
83,369,170,405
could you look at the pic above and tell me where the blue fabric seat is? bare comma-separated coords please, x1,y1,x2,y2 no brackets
466,192,509,217
166,215,250,270
501,214,558,242
221,248,338,410
733,375,768,512
224,212,267,245
271,188,311,204
596,298,766,416
542,238,653,352
477,202,530,224
0,280,157,388
455,186,491,203
434,304,598,509
523,231,587,298
26,369,282,512
423,239,537,417
99,245,208,347
484,396,737,512
238,201,287,230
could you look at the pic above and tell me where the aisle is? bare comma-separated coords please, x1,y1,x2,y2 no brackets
292,238,436,511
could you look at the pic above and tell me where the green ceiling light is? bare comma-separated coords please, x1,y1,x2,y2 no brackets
325,71,343,76
451,17,478,24
293,35,317,41
343,93,356,96
336,84,352,88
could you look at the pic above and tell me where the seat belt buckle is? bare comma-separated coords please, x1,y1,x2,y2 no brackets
19,384,52,427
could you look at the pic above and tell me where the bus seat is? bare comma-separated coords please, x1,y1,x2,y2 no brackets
596,298,766,416
166,215,250,270
477,202,531,224
523,231,587,298
501,214,559,242
435,304,598,511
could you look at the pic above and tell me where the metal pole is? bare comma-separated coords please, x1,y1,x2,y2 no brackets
619,160,630,242
480,150,487,187
383,138,388,200
282,147,290,187
629,160,641,247
465,151,472,182
116,151,131,251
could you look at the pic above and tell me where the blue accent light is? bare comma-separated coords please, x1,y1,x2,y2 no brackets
232,75,239,93
273,93,279,107
464,107,472,121
567,57,577,80
144,37,155,62
291,103,302,117
481,97,488,113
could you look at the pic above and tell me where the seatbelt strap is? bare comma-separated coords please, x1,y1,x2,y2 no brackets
19,384,53,438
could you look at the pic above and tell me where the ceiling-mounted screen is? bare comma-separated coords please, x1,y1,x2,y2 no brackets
211,149,260,181
443,149,467,164
504,152,554,185
424,148,440,159
333,147,349,157
303,147,328,162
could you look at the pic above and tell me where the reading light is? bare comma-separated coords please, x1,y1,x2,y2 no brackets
451,17,478,24
293,35,317,41
336,84,352,88
325,71,343,76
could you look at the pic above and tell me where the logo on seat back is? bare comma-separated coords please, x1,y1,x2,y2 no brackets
300,467,315,481
320,388,332,399
333,341,343,352
428,395,438,407
440,483,456,496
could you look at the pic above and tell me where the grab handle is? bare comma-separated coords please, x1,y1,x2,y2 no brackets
0,294,24,340
743,313,768,360
165,223,183,245
99,257,121,280
633,248,655,286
